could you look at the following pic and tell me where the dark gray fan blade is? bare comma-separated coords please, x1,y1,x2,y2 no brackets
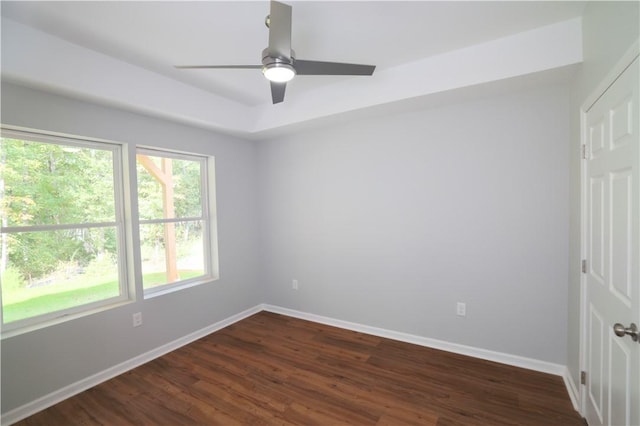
270,81,286,104
175,65,262,69
268,1,292,59
294,60,375,76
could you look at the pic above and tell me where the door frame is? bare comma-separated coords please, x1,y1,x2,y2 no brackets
579,39,640,416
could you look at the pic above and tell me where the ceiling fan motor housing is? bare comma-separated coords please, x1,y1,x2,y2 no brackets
261,48,295,66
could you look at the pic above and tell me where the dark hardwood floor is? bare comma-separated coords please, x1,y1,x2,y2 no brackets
15,311,584,425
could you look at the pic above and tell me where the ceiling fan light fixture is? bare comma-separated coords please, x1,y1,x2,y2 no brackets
263,63,296,82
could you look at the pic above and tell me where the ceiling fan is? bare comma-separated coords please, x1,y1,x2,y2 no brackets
175,0,376,104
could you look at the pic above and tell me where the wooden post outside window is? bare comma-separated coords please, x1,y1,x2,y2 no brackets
137,154,179,283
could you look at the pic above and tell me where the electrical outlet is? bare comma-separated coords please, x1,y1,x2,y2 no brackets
292,279,299,290
133,312,142,327
456,302,466,317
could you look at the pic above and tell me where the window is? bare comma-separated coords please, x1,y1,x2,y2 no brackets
136,149,215,295
0,128,219,335
0,129,128,331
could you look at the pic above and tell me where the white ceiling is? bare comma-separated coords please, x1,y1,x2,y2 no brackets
1,1,586,137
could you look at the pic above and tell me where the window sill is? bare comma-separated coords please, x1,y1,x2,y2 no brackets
1,298,134,340
143,275,219,300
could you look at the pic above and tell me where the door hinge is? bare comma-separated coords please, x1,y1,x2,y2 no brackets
581,371,587,385
581,259,587,274
581,144,588,160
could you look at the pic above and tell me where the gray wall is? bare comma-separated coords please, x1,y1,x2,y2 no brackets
566,1,640,388
258,84,571,364
0,83,262,413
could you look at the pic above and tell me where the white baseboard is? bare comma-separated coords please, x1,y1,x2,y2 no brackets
263,304,567,376
3,303,578,425
1,304,263,426
563,367,581,412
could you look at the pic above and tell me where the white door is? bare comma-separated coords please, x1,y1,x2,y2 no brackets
584,56,639,426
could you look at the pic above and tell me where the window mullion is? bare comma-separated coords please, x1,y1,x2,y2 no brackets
138,217,204,225
1,222,119,234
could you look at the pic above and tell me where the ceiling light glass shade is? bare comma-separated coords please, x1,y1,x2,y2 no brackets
263,63,296,83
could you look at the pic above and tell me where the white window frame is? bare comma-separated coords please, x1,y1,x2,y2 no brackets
136,147,218,298
0,127,131,335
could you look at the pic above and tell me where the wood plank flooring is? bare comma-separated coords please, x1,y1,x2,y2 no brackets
15,311,584,425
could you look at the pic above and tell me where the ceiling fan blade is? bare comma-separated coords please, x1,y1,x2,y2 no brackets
294,60,375,76
270,81,286,104
267,1,292,59
175,65,262,69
